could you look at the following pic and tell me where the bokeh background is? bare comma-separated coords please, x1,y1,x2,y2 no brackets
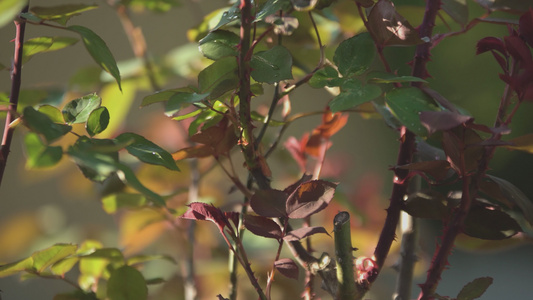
1,0,532,299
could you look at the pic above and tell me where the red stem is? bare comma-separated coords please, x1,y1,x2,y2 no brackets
0,4,29,187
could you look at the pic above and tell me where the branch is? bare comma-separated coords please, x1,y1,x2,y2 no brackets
0,4,29,188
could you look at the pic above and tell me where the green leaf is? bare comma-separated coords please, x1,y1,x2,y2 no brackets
30,4,98,25
67,137,120,182
486,175,533,226
122,0,179,12
0,0,27,28
53,290,98,300
23,106,72,143
38,105,64,123
115,132,180,171
22,36,78,64
473,0,531,12
165,92,210,116
442,0,469,26
463,205,522,240
140,87,194,107
385,87,439,137
198,56,238,98
309,66,340,88
68,25,122,91
457,277,493,300
333,32,375,77
102,193,148,214
51,257,79,276
250,45,293,84
172,109,202,121
0,257,33,277
126,254,176,266
212,1,240,31
86,107,110,137
256,0,293,22
199,30,240,60
32,244,78,273
24,132,63,168
329,79,381,112
62,93,102,124
107,266,148,300
367,71,428,84
116,163,167,207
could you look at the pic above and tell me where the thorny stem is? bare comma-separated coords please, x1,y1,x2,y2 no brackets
266,218,289,300
0,4,29,188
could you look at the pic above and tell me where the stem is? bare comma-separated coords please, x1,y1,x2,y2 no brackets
333,211,362,299
184,158,200,300
0,4,29,188
393,212,418,300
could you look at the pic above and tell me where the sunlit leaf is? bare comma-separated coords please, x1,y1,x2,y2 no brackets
68,25,122,91
102,193,148,214
457,277,493,300
0,0,28,28
23,106,72,143
86,106,110,137
115,132,180,171
198,56,238,98
274,258,299,279
181,202,234,235
24,132,63,168
256,0,293,22
334,32,375,77
243,214,282,240
51,257,79,276
22,36,78,64
283,226,330,241
0,257,33,277
31,243,78,273
385,87,439,137
212,1,240,31
251,45,293,84
329,79,381,112
31,4,98,25
122,0,179,12
286,180,337,219
99,81,136,138
38,105,64,123
199,30,239,60
62,93,102,124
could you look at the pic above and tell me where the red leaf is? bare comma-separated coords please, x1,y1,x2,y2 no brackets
250,189,288,218
283,174,313,195
519,9,533,48
367,0,422,47
283,226,330,242
286,180,337,219
284,136,308,172
181,202,234,234
243,215,282,240
476,37,507,56
420,111,473,135
274,258,299,279
504,35,533,64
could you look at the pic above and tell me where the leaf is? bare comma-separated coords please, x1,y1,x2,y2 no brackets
62,93,102,124
32,244,78,273
0,257,33,277
333,32,375,77
286,180,337,219
457,277,493,300
31,4,98,25
126,254,176,266
274,258,299,279
398,160,451,181
367,0,422,46
67,137,119,182
38,105,64,123
102,193,147,214
0,0,28,28
420,110,473,135
309,66,340,88
243,215,282,240
283,226,330,241
250,189,289,218
256,0,293,22
165,92,210,116
115,132,180,171
53,290,98,300
463,204,522,240
250,45,293,83
116,163,167,207
473,0,532,13
198,56,238,98
367,71,428,84
212,1,240,31
51,257,79,276
519,9,533,48
442,0,469,26
403,191,449,219
181,202,234,235
68,25,122,91
24,132,63,168
486,175,533,226
86,106,110,137
22,36,78,64
199,30,240,60
107,266,148,300
23,106,72,143
385,87,440,137
329,79,382,112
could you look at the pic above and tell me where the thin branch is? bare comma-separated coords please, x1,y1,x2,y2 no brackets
0,4,29,188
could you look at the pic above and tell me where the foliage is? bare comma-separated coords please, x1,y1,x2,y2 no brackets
1,0,533,300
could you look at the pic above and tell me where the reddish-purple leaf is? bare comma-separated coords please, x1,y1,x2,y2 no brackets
398,160,451,181
283,174,313,195
274,258,299,279
476,37,507,56
181,202,233,234
283,226,330,242
519,9,533,48
504,35,533,64
286,180,337,219
250,189,288,218
243,215,282,240
420,111,473,135
367,0,422,47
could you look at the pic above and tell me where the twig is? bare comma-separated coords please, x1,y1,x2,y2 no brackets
0,4,29,188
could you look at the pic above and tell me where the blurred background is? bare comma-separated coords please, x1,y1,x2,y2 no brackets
0,0,532,299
